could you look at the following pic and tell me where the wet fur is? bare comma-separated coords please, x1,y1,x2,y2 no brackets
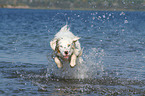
50,25,83,68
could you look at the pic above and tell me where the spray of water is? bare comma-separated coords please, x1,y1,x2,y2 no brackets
47,48,105,79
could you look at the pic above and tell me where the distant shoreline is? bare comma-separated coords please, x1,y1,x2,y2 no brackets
0,5,145,11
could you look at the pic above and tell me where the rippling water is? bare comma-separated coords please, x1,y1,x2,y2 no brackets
0,8,145,95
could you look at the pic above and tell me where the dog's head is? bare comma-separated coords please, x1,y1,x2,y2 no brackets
50,37,80,59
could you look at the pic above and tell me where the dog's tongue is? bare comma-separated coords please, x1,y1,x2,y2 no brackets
64,55,69,59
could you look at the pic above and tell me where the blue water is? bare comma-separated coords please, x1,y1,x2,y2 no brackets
0,8,145,95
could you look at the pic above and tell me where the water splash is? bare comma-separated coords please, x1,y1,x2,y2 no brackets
47,48,105,79
83,48,105,78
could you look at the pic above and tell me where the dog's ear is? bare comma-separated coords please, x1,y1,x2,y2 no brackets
73,37,80,42
50,38,59,51
72,37,80,49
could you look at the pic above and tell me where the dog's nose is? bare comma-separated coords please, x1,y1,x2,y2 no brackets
64,51,68,55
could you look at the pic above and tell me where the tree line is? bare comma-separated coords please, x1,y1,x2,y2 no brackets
0,0,144,11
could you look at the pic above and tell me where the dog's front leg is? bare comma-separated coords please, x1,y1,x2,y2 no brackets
70,54,77,68
54,57,62,68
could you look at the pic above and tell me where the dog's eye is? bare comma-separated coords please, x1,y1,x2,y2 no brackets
68,44,70,47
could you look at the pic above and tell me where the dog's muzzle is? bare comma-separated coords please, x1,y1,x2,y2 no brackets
64,51,69,59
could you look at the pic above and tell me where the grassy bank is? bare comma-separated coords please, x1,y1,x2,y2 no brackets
1,5,145,11
0,0,145,11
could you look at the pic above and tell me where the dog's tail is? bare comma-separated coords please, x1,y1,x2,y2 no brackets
60,24,70,32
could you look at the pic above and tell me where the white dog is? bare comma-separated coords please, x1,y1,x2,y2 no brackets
50,25,83,68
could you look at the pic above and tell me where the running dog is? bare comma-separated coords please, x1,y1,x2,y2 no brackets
50,25,83,68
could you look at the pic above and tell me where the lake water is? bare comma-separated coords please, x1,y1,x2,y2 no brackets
0,8,145,95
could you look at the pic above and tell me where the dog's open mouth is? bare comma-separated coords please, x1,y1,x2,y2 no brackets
64,55,69,59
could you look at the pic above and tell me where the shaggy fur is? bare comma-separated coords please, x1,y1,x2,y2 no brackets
50,25,83,68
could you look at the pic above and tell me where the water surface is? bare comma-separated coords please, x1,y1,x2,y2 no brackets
0,8,145,95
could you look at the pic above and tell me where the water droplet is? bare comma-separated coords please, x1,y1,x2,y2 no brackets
122,29,125,32
124,20,128,23
103,15,105,18
120,12,125,16
92,17,95,20
91,25,94,27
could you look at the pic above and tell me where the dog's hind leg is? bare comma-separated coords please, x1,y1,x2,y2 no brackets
54,57,62,68
70,54,77,68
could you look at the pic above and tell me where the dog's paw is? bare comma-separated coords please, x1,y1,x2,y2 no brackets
70,54,76,68
54,57,62,68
